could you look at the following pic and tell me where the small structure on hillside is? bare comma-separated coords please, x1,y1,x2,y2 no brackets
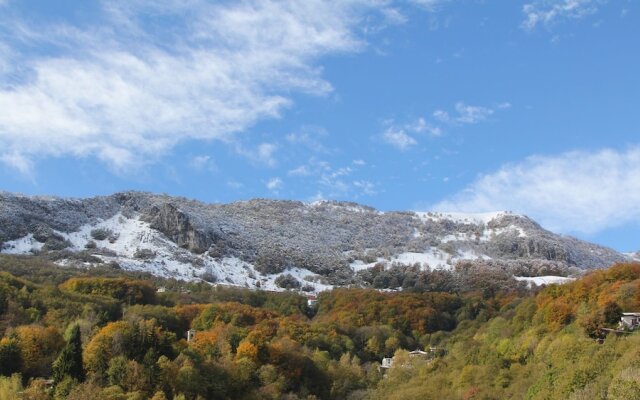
306,295,318,307
379,348,445,372
156,287,166,293
619,313,640,330
380,357,393,370
187,329,197,342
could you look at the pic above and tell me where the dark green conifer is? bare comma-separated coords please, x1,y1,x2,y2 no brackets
52,324,85,383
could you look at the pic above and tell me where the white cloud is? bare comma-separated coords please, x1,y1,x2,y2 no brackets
408,117,442,136
235,142,278,167
266,177,283,192
353,180,377,195
285,125,330,154
189,155,216,172
382,127,417,150
380,116,443,150
257,143,278,167
0,151,34,179
434,102,496,125
522,0,605,30
432,147,640,234
352,159,366,166
288,165,312,176
410,0,450,11
291,158,373,198
0,0,405,174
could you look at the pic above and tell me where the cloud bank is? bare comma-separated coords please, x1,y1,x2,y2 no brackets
0,0,404,174
433,147,640,234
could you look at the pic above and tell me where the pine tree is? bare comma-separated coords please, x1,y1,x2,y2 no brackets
52,324,84,383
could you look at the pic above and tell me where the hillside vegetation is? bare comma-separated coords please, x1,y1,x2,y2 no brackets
0,254,639,399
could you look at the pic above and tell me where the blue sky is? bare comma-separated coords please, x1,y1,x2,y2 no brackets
0,0,639,252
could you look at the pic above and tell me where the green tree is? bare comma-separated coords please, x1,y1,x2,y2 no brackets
52,324,85,383
0,338,21,376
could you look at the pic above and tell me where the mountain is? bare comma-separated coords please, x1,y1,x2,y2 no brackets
0,191,628,292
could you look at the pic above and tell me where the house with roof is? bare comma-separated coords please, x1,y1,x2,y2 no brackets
619,313,640,330
379,348,445,372
306,295,318,307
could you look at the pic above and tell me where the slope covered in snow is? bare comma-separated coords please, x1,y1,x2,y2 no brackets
2,212,333,293
0,191,628,292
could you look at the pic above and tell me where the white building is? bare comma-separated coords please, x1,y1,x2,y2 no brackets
306,295,318,307
619,313,640,330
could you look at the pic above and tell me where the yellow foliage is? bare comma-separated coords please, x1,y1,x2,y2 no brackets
236,340,259,361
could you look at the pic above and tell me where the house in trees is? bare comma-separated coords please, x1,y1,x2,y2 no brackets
187,329,196,342
380,357,393,370
380,348,444,372
619,313,640,330
306,295,318,307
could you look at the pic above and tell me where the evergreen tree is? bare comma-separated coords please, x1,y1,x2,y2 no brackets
0,338,21,376
52,325,84,383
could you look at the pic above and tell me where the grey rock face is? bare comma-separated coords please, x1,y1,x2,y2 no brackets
0,191,627,283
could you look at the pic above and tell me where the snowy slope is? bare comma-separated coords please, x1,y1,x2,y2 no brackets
0,191,628,291
1,212,333,294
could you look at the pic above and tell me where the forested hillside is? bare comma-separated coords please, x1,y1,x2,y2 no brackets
0,254,639,399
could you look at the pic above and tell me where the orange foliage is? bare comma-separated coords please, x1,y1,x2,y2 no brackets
236,341,259,361
175,304,208,327
192,302,279,330
316,288,461,334
15,325,64,377
190,324,232,358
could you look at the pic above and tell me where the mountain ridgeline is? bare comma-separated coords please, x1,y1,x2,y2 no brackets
0,192,627,291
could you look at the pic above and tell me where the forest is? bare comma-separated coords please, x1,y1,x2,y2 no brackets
0,254,639,399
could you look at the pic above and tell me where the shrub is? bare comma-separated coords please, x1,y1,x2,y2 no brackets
90,229,112,241
275,274,301,290
134,248,156,260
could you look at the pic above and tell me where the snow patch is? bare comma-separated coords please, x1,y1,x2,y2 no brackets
1,234,44,254
624,252,640,262
514,276,575,287
415,211,511,225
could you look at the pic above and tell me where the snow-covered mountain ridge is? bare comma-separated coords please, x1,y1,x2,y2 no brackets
0,191,630,292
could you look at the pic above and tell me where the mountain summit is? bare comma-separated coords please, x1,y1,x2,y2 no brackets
0,192,627,292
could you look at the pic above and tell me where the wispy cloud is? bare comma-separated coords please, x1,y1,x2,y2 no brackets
289,158,374,199
353,180,377,195
0,151,34,180
285,125,331,154
433,102,504,125
381,102,506,150
380,116,442,150
522,0,606,30
0,0,413,175
433,147,640,234
382,127,418,150
235,142,279,167
266,177,283,192
189,155,216,172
